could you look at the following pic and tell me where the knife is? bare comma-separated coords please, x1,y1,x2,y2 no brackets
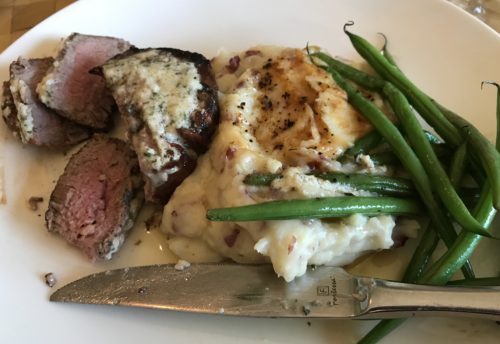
50,263,500,320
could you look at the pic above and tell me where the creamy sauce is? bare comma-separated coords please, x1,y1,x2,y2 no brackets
161,46,400,282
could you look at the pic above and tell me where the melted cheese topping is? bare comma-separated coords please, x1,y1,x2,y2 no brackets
102,50,202,184
161,46,401,281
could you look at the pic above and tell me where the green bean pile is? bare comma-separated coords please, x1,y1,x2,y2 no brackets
322,23,499,343
206,22,500,342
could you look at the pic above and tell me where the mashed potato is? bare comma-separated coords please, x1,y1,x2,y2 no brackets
161,46,414,282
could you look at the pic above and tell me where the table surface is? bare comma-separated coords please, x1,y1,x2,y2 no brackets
0,0,500,53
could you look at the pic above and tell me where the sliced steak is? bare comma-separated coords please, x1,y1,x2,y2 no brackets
94,48,219,204
7,57,91,150
37,33,131,130
46,134,144,260
1,81,21,140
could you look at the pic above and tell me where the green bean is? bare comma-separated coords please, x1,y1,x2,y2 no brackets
244,171,478,199
244,172,417,197
316,66,471,271
243,174,281,186
308,46,477,277
447,276,500,286
420,182,495,284
370,143,453,166
480,81,500,149
368,151,401,166
401,226,439,284
401,141,469,283
358,319,406,344
483,82,500,149
244,172,479,205
359,88,500,344
341,143,452,166
312,53,444,151
343,22,463,147
206,197,426,222
344,130,385,157
377,39,491,195
380,33,399,69
361,29,500,210
360,182,495,344
311,51,386,91
383,83,492,238
448,141,468,188
358,35,499,344
419,86,500,283
434,102,500,210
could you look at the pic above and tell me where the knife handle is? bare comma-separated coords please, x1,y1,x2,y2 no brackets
358,279,500,320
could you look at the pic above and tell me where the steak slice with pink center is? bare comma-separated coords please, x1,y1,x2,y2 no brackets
5,57,91,150
37,33,131,130
46,134,144,260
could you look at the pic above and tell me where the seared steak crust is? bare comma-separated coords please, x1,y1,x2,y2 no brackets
95,48,219,204
7,57,91,150
36,33,131,130
1,81,20,139
45,134,144,260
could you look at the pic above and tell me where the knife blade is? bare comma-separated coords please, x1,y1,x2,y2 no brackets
50,263,500,320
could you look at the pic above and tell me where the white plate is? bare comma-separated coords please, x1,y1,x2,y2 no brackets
2,0,500,343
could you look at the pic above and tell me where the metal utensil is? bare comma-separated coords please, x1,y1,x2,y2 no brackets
50,263,500,320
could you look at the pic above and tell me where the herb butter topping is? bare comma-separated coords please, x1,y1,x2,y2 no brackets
102,50,203,185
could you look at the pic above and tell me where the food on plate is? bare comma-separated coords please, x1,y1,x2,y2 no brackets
45,134,144,260
305,25,499,344
174,259,191,271
161,46,416,282
44,272,57,287
2,57,91,150
37,33,131,130
28,196,43,211
95,47,219,204
1,81,20,138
